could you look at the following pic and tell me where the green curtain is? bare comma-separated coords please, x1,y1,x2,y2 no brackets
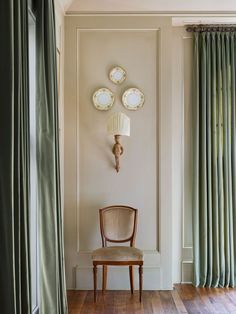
0,0,31,313
193,30,236,287
36,0,68,313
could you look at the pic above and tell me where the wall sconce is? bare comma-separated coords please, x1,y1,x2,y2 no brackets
107,112,130,173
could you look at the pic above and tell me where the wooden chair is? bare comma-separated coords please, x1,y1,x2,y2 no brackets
92,205,143,302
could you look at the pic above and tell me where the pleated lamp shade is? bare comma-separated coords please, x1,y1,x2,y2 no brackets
107,112,130,136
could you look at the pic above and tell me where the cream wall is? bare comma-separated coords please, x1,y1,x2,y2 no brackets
62,12,201,289
78,30,158,252
62,9,236,290
64,15,175,289
172,27,194,283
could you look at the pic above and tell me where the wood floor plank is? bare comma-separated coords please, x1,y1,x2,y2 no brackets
142,291,154,314
114,291,130,314
225,288,236,309
171,289,188,313
151,291,165,314
196,288,219,313
159,291,178,313
68,290,87,314
186,285,211,314
67,285,236,314
125,292,144,314
218,289,236,313
208,288,229,314
80,291,97,314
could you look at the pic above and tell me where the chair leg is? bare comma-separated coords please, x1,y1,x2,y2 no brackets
139,265,143,302
129,266,134,294
102,265,107,293
93,264,97,302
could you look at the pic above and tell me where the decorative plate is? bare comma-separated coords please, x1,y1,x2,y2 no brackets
122,88,145,110
109,66,126,84
93,88,115,111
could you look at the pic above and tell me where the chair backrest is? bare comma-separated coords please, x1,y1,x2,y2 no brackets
99,205,137,247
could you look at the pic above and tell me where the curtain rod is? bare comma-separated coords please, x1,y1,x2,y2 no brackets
186,24,236,32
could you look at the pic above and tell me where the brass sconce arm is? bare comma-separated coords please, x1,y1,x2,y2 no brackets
112,135,123,173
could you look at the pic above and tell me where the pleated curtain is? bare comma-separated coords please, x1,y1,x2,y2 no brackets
0,0,68,313
193,30,236,287
36,0,68,313
0,0,31,313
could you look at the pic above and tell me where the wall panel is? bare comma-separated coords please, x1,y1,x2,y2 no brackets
64,15,173,289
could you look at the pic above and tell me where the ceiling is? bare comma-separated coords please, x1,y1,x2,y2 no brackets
65,0,236,14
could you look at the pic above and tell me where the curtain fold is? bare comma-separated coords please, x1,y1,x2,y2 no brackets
193,30,236,287
36,0,68,313
0,0,31,313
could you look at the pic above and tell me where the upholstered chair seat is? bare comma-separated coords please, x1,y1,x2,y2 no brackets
92,246,143,262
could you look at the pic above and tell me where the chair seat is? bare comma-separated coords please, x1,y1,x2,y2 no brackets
92,246,143,262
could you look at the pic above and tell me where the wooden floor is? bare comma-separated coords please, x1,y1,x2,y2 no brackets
68,284,236,314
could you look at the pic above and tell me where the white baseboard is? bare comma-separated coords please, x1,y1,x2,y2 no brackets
76,266,161,290
75,249,166,290
181,261,193,283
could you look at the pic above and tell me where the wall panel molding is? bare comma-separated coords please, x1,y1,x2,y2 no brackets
182,31,193,283
172,27,194,284
75,28,160,255
64,15,174,290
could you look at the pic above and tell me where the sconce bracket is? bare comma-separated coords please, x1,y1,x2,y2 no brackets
112,135,123,172
112,144,123,156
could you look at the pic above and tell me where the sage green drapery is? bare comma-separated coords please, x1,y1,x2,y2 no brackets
36,0,68,313
0,0,31,313
193,31,236,287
